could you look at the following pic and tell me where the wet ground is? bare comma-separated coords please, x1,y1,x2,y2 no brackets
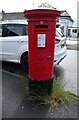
1,49,79,118
2,70,78,118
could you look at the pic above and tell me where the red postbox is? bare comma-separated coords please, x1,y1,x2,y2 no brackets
24,9,61,92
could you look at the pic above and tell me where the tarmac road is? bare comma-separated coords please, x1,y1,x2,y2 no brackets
1,50,79,118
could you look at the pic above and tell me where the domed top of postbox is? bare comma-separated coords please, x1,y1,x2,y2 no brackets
23,9,61,20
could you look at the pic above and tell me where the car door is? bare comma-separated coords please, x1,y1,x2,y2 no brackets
2,23,28,62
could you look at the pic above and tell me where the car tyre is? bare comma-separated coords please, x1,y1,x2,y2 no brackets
21,55,28,73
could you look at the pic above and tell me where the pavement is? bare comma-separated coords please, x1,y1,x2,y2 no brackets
66,37,79,50
54,50,78,94
1,49,79,119
2,70,78,118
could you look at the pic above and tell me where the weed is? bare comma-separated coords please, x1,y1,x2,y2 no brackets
66,91,79,99
48,79,70,105
25,78,79,107
16,71,27,78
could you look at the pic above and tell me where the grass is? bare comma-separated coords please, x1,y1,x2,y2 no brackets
66,91,79,99
48,79,69,105
26,78,79,107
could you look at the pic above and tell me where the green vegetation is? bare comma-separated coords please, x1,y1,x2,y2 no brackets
66,91,79,99
26,78,79,107
38,2,56,9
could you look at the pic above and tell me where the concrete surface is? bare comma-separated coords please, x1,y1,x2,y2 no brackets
1,49,78,118
55,50,77,94
2,70,78,118
66,37,79,50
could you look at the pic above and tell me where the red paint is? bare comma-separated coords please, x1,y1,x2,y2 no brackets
24,9,61,80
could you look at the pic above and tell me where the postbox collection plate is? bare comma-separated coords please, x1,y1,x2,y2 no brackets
37,34,46,47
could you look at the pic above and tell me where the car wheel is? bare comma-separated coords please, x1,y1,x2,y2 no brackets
21,55,28,73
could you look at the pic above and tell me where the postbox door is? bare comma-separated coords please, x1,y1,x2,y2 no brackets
36,31,54,70
29,28,55,80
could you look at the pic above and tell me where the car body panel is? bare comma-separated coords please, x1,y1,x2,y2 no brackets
0,21,67,66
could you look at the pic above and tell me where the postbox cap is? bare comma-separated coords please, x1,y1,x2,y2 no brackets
24,9,61,19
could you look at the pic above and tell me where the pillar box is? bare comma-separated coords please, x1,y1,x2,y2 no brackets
24,9,61,90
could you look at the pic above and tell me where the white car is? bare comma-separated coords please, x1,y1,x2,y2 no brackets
0,21,67,71
54,27,67,65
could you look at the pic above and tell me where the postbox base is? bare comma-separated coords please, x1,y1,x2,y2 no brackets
28,77,54,95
